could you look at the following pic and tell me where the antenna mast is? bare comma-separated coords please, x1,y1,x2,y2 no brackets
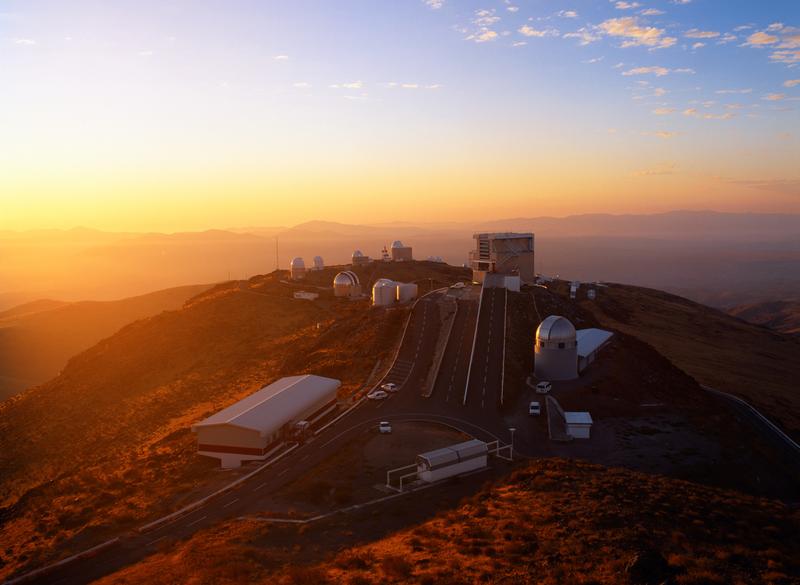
275,236,279,272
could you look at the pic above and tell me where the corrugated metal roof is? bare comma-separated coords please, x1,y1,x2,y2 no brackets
565,411,593,425
192,375,340,435
576,328,614,357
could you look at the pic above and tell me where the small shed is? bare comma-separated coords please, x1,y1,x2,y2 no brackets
416,439,487,482
564,411,593,439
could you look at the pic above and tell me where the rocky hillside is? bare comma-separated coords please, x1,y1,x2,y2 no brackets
94,459,800,585
0,262,469,581
0,284,213,400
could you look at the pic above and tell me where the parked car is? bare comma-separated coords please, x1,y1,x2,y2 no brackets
535,381,552,394
381,382,399,392
529,401,541,416
367,390,389,400
378,421,392,434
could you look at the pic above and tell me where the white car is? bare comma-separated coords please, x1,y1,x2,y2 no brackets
381,382,399,392
367,390,389,400
535,381,552,394
378,421,392,434
529,401,541,416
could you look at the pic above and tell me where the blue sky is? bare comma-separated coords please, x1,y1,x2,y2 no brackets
0,0,798,230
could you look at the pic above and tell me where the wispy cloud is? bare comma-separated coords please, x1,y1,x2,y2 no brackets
622,66,669,77
684,29,720,39
715,88,752,95
652,107,676,115
634,162,676,176
643,131,678,139
683,108,734,120
763,93,786,101
273,54,290,61
330,81,364,89
423,0,444,9
519,25,558,38
13,38,36,46
785,79,800,88
599,17,677,49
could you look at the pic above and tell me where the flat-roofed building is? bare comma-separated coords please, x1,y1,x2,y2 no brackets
470,232,535,284
564,411,593,439
192,375,340,468
577,328,614,372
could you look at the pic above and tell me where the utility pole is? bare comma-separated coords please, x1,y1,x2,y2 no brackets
275,236,279,272
508,427,516,462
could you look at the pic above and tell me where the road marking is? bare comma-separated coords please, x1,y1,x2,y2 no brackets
147,536,166,547
223,498,240,508
186,515,207,528
254,481,268,491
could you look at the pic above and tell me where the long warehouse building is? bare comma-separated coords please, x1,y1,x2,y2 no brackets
192,375,341,468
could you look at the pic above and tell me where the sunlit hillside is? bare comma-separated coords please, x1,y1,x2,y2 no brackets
93,459,800,585
0,262,469,580
0,284,213,400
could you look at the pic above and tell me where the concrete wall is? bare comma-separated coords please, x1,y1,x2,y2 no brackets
534,347,578,381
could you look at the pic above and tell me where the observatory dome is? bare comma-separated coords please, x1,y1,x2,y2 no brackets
536,315,576,342
372,278,397,306
290,257,305,269
313,256,324,270
333,271,361,297
352,250,363,258
334,271,359,287
391,240,404,249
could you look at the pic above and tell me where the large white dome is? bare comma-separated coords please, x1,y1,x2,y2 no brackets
290,257,305,268
536,315,576,342
333,271,359,286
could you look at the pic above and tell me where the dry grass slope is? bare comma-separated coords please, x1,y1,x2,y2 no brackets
95,459,800,585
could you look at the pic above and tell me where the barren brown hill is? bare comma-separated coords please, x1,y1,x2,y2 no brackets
727,300,800,336
0,284,214,400
0,262,470,581
574,283,800,442
95,459,800,585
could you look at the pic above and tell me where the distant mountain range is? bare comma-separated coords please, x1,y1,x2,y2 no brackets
1,211,797,311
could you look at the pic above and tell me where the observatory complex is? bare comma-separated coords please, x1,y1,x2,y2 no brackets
351,250,371,266
390,240,413,262
470,232,535,284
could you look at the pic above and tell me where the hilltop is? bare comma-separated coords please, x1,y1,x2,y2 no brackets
94,459,800,585
0,261,469,581
0,284,213,400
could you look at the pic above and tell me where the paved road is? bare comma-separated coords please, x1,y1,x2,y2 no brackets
463,286,507,413
431,298,479,405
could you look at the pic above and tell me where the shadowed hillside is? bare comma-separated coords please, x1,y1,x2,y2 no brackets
576,283,800,442
93,459,800,585
0,262,469,580
0,284,214,400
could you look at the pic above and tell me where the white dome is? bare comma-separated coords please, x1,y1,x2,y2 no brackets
536,315,576,342
373,278,395,288
352,250,363,258
333,271,360,287
290,257,305,268
313,256,324,268
391,240,404,248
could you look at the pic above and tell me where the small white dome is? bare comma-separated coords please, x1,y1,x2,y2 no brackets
536,315,576,342
352,250,363,258
290,257,305,268
391,240,404,248
373,278,396,288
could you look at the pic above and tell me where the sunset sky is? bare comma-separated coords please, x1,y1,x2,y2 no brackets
1,0,799,231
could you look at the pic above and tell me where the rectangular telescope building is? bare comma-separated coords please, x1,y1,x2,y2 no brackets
470,232,535,284
192,375,341,468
